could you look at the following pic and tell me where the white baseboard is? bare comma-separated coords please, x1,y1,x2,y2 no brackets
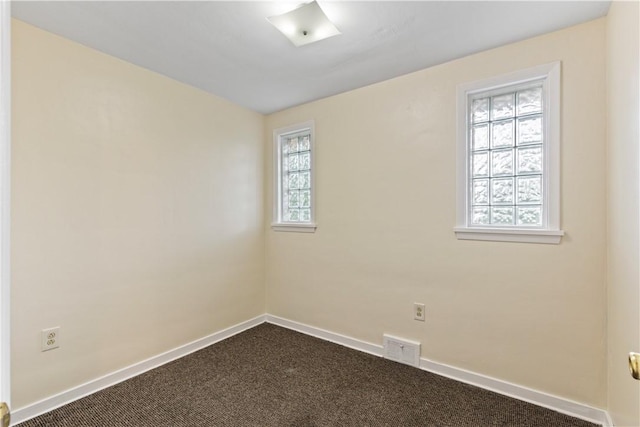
604,410,614,427
266,315,610,427
11,314,611,427
419,358,610,426
10,315,266,426
265,314,383,357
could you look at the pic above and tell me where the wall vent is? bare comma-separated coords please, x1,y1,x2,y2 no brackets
383,334,420,368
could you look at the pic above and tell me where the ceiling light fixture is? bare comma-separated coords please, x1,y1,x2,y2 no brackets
267,1,341,47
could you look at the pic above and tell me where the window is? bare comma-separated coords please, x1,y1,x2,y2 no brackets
272,121,316,232
455,62,563,244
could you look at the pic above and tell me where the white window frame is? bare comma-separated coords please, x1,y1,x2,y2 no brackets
272,120,317,233
454,62,564,244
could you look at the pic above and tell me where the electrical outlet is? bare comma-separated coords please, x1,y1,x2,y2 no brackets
41,327,60,352
414,303,425,321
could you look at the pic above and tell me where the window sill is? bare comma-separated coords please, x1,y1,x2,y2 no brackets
454,227,564,244
271,223,317,233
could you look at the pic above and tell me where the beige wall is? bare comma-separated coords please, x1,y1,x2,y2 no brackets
606,1,640,426
265,19,607,407
11,20,265,408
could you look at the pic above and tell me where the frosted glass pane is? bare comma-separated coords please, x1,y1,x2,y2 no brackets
492,207,514,224
300,190,311,208
517,175,542,204
288,154,299,172
472,207,490,225
287,137,299,154
288,173,299,190
491,150,513,176
300,171,311,189
517,87,542,115
472,98,489,123
287,209,300,222
300,209,311,222
289,191,300,208
299,135,310,151
465,83,548,228
517,206,542,226
491,178,514,204
492,120,514,148
299,152,311,170
472,152,489,177
491,93,515,120
472,124,489,151
472,179,489,205
518,146,543,174
518,116,542,145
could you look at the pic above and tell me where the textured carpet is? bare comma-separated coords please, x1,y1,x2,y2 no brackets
17,323,598,427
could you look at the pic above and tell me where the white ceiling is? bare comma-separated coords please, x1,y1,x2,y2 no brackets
12,1,611,114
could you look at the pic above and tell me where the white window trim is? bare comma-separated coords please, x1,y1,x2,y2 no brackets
271,120,317,233
455,62,564,244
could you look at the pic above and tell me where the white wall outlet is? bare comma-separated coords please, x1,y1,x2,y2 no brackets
414,303,425,321
41,327,60,352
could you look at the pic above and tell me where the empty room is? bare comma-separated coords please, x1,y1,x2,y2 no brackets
0,0,638,426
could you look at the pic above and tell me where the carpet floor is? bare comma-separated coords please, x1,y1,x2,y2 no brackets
17,323,598,427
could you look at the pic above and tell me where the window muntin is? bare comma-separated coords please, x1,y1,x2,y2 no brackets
468,83,544,227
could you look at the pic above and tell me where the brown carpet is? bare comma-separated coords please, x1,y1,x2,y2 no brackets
17,323,598,427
